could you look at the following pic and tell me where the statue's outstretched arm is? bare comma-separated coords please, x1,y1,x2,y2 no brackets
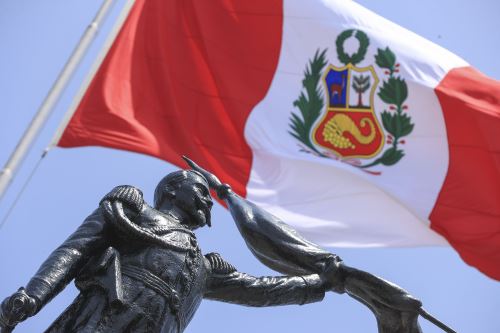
0,207,109,331
184,156,456,333
203,253,327,307
26,210,108,307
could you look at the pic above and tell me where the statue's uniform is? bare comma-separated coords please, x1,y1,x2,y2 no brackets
24,189,326,333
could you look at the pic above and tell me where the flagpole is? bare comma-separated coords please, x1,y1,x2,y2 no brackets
49,0,137,148
0,0,117,201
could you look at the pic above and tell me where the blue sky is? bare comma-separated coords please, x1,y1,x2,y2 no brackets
0,1,499,332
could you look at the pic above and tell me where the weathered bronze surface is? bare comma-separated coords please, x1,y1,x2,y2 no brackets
0,158,455,333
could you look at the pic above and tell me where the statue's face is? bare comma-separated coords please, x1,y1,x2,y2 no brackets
173,174,213,229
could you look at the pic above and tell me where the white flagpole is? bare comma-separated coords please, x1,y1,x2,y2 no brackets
0,0,117,201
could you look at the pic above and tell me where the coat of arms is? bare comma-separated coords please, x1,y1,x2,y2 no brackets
289,30,414,175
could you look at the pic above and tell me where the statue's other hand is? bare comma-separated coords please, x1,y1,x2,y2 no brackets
0,288,37,331
215,184,232,200
319,258,346,294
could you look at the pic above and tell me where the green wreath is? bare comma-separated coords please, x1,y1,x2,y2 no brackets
336,29,369,65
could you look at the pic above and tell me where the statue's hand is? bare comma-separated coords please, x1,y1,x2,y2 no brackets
215,184,232,200
0,288,37,331
319,257,346,294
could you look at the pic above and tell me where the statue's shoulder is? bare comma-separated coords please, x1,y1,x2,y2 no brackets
204,252,237,275
99,185,144,212
98,185,146,231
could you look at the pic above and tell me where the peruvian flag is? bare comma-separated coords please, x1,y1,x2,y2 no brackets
56,0,500,279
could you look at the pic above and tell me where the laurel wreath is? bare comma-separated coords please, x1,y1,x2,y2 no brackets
289,30,414,173
336,30,369,66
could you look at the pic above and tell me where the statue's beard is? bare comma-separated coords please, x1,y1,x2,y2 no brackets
194,207,211,228
179,201,211,229
176,198,211,229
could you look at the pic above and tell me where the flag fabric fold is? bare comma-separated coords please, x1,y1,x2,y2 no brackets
57,0,500,280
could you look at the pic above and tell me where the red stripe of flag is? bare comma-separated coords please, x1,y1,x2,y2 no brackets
58,0,283,197
432,66,500,280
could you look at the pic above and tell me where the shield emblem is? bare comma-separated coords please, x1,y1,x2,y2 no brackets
312,64,384,159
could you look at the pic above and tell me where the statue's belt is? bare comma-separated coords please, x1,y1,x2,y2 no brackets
121,264,181,315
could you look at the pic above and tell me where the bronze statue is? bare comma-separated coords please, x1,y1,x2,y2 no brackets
0,158,456,333
0,169,336,332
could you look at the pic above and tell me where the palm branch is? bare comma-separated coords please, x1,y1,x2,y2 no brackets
288,49,327,155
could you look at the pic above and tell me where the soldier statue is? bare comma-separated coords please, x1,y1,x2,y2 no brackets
0,159,456,333
0,169,339,332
